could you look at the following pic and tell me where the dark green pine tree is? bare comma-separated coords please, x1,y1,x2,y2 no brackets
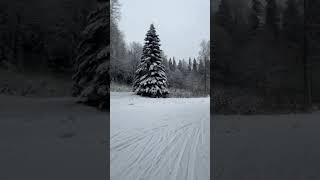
265,0,280,37
188,58,192,72
72,0,110,109
133,24,169,97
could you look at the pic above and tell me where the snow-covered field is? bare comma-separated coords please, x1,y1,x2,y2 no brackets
110,92,210,180
3,93,320,180
214,114,320,180
0,95,108,180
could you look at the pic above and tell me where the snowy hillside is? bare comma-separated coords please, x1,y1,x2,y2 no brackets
110,92,210,180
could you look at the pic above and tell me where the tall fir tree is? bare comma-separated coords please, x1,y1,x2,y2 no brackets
72,0,109,109
188,58,192,72
192,58,198,73
133,24,169,97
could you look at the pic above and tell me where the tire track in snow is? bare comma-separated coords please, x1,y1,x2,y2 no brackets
110,92,210,180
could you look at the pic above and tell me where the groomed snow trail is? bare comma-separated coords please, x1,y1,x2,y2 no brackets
110,92,210,180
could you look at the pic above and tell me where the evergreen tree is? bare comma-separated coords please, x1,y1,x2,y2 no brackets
192,58,198,73
162,57,169,71
304,0,320,108
188,58,192,72
72,0,109,109
181,59,188,73
204,57,210,94
265,0,280,37
249,0,263,31
172,57,177,71
198,59,205,75
133,24,169,97
168,58,173,71
198,59,206,93
177,60,183,71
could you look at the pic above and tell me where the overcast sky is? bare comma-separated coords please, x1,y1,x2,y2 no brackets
119,0,210,61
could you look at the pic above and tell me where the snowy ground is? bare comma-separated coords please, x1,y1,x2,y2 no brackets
4,92,320,180
214,114,320,180
0,95,108,180
110,92,210,180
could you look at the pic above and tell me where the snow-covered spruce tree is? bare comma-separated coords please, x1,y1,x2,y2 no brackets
133,24,169,98
72,0,110,109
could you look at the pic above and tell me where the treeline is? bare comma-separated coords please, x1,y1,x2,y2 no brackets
0,0,96,73
213,0,308,113
163,50,210,95
111,39,210,96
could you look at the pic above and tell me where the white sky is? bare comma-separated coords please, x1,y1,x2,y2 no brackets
118,0,210,61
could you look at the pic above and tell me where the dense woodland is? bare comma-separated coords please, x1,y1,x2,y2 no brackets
213,0,320,114
0,0,97,73
0,0,110,109
1,0,320,112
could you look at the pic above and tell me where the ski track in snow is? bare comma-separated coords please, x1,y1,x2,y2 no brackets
110,92,210,180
